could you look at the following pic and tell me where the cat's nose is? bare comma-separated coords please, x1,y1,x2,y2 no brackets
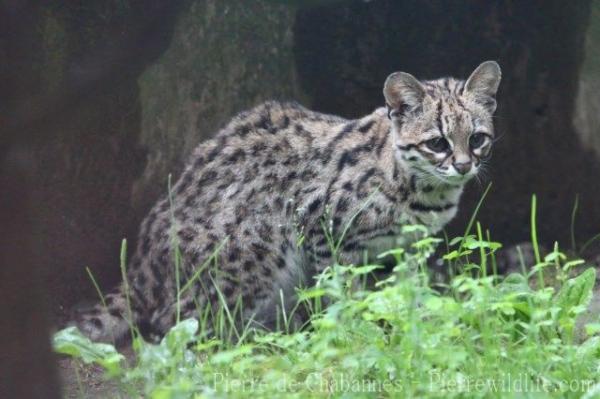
453,162,472,175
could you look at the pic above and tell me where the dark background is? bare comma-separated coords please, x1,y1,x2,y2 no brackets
2,0,600,394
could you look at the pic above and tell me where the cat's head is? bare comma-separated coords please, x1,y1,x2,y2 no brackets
383,61,501,184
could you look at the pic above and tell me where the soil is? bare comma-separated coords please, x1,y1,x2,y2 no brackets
58,347,135,398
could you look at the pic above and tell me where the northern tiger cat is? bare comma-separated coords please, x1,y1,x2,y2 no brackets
76,61,501,343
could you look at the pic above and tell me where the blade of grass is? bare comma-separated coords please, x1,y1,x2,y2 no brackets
530,195,543,288
334,186,381,254
460,182,492,251
486,229,498,277
166,173,183,325
180,238,228,294
86,266,107,310
580,232,600,255
208,273,240,342
477,222,486,277
570,194,579,253
279,289,289,331
85,267,117,344
119,239,137,342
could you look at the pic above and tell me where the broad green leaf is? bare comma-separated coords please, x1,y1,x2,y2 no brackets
424,296,443,311
401,224,429,235
297,287,327,300
556,268,596,316
163,318,199,351
412,237,443,249
577,336,600,358
449,236,467,246
544,250,566,263
350,264,382,276
53,327,124,375
443,249,473,260
585,323,600,336
563,259,585,272
462,236,502,251
377,248,404,259
210,345,253,364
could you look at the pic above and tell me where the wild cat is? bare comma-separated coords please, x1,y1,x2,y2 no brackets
76,61,501,343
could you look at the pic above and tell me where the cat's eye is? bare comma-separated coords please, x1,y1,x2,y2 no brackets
469,132,487,149
425,137,450,153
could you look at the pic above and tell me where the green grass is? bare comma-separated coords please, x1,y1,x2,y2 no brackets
54,198,600,398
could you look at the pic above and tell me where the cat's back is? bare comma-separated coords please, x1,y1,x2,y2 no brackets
190,100,349,162
138,101,350,253
167,100,348,208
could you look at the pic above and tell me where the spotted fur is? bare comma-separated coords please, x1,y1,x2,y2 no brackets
76,61,501,343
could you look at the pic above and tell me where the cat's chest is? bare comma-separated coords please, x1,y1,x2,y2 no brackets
363,185,463,255
405,185,464,234
362,213,415,257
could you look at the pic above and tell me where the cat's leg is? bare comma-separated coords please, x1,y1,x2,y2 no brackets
74,287,138,344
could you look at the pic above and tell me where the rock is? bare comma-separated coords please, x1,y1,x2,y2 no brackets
574,0,600,160
494,242,543,275
133,0,306,213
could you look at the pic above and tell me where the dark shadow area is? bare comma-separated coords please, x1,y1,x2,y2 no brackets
0,149,61,398
1,0,184,322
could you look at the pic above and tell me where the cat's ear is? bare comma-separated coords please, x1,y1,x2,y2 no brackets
383,71,426,117
464,61,501,111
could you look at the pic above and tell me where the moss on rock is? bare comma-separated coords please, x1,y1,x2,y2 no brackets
574,0,600,160
135,0,306,211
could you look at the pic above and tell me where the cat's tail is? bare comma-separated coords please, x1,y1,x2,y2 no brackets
73,286,136,344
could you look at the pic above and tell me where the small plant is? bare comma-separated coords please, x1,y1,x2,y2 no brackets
55,197,600,398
